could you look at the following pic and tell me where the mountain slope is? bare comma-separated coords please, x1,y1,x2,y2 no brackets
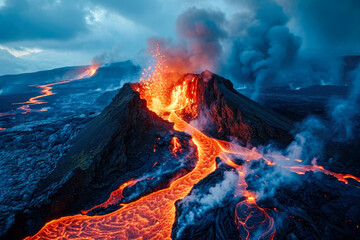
187,70,293,145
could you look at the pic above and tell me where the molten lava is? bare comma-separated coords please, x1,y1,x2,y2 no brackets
170,136,182,156
235,199,276,240
25,49,360,240
81,179,139,215
0,64,99,120
14,64,99,107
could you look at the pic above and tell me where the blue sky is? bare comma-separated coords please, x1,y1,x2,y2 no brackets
0,0,359,76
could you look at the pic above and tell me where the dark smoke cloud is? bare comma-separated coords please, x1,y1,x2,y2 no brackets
148,0,358,100
223,0,360,96
147,7,227,74
284,0,360,54
224,0,301,99
147,0,340,100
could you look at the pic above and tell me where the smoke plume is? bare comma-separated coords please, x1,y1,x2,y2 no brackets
175,170,237,238
146,0,360,100
147,7,226,74
329,64,360,140
225,0,301,99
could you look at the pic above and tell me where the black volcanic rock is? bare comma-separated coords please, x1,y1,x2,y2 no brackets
172,163,241,240
245,162,360,240
179,71,294,146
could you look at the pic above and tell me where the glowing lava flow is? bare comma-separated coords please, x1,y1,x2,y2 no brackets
170,136,182,156
26,50,360,240
81,179,140,215
284,163,360,184
235,198,276,240
14,64,99,107
0,64,99,121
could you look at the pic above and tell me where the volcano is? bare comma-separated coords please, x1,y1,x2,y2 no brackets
4,61,360,239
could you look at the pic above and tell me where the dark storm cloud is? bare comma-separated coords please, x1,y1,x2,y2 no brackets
88,0,176,36
216,0,360,99
288,0,360,53
0,0,87,42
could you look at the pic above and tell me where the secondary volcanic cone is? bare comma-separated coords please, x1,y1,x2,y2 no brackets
23,49,360,240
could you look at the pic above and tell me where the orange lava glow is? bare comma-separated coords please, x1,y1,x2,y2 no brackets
14,64,99,107
26,49,360,239
0,112,15,117
284,164,360,184
170,136,182,156
81,179,139,215
235,199,276,240
0,64,99,138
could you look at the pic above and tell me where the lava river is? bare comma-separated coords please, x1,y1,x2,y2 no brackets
0,64,99,131
25,51,360,239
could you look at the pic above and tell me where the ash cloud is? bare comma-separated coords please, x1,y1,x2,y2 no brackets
225,0,301,99
147,0,359,100
284,0,360,54
222,0,354,99
147,7,227,74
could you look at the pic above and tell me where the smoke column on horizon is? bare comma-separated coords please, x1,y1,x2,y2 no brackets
225,0,301,100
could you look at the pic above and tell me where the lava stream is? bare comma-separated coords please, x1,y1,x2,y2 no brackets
14,65,99,106
81,179,140,215
0,64,99,121
235,199,276,240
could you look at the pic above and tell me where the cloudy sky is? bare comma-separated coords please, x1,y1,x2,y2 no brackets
0,0,359,76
